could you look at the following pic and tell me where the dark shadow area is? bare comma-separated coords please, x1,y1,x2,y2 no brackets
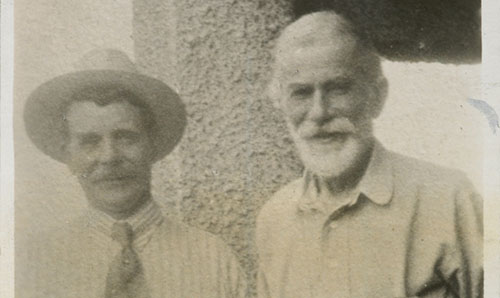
292,0,481,64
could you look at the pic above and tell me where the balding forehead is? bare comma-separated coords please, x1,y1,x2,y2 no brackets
275,11,360,56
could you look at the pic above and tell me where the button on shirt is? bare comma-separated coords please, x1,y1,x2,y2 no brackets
256,143,483,298
18,200,246,298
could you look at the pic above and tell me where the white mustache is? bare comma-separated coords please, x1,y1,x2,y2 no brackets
297,117,356,139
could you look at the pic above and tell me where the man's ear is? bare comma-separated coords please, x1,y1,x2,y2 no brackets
371,76,388,119
60,141,78,175
63,153,78,175
60,142,71,165
146,138,157,164
268,77,283,109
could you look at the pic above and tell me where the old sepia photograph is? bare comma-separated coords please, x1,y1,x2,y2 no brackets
8,0,493,297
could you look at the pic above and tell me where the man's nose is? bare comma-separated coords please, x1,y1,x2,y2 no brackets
97,139,122,164
308,90,331,123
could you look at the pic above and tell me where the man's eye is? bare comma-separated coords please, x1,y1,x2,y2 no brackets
79,135,100,147
325,82,352,95
290,87,313,99
115,131,140,144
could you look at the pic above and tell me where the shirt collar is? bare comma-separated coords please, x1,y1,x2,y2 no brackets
298,141,394,213
357,141,394,205
86,199,164,241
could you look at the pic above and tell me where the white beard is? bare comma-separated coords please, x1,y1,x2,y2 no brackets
295,138,362,179
289,123,370,180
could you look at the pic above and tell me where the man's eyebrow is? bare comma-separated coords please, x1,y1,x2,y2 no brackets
286,83,312,90
326,75,352,83
286,76,353,89
323,77,353,87
112,129,142,136
75,132,99,138
73,132,101,143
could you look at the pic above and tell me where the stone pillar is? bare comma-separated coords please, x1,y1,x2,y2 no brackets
133,0,300,291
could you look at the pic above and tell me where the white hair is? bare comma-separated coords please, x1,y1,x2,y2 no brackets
268,11,383,103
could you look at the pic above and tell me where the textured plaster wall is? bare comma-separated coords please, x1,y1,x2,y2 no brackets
133,0,298,289
133,0,485,293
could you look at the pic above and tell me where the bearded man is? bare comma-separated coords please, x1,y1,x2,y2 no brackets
256,11,482,298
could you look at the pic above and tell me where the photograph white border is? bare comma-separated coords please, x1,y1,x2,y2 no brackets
1,0,500,297
1,0,15,297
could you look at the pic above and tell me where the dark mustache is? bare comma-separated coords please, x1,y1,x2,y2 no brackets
297,117,356,139
82,167,137,181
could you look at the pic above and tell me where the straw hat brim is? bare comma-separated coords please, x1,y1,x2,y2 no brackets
24,70,186,163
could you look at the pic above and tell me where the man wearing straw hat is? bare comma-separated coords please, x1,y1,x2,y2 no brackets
19,49,246,298
256,11,482,298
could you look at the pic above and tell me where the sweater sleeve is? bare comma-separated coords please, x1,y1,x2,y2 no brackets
440,176,483,298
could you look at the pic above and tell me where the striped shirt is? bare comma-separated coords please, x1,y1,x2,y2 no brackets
17,200,247,298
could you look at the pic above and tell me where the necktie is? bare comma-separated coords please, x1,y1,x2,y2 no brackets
105,222,150,298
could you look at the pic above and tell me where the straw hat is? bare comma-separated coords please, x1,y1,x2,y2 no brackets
24,49,186,163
